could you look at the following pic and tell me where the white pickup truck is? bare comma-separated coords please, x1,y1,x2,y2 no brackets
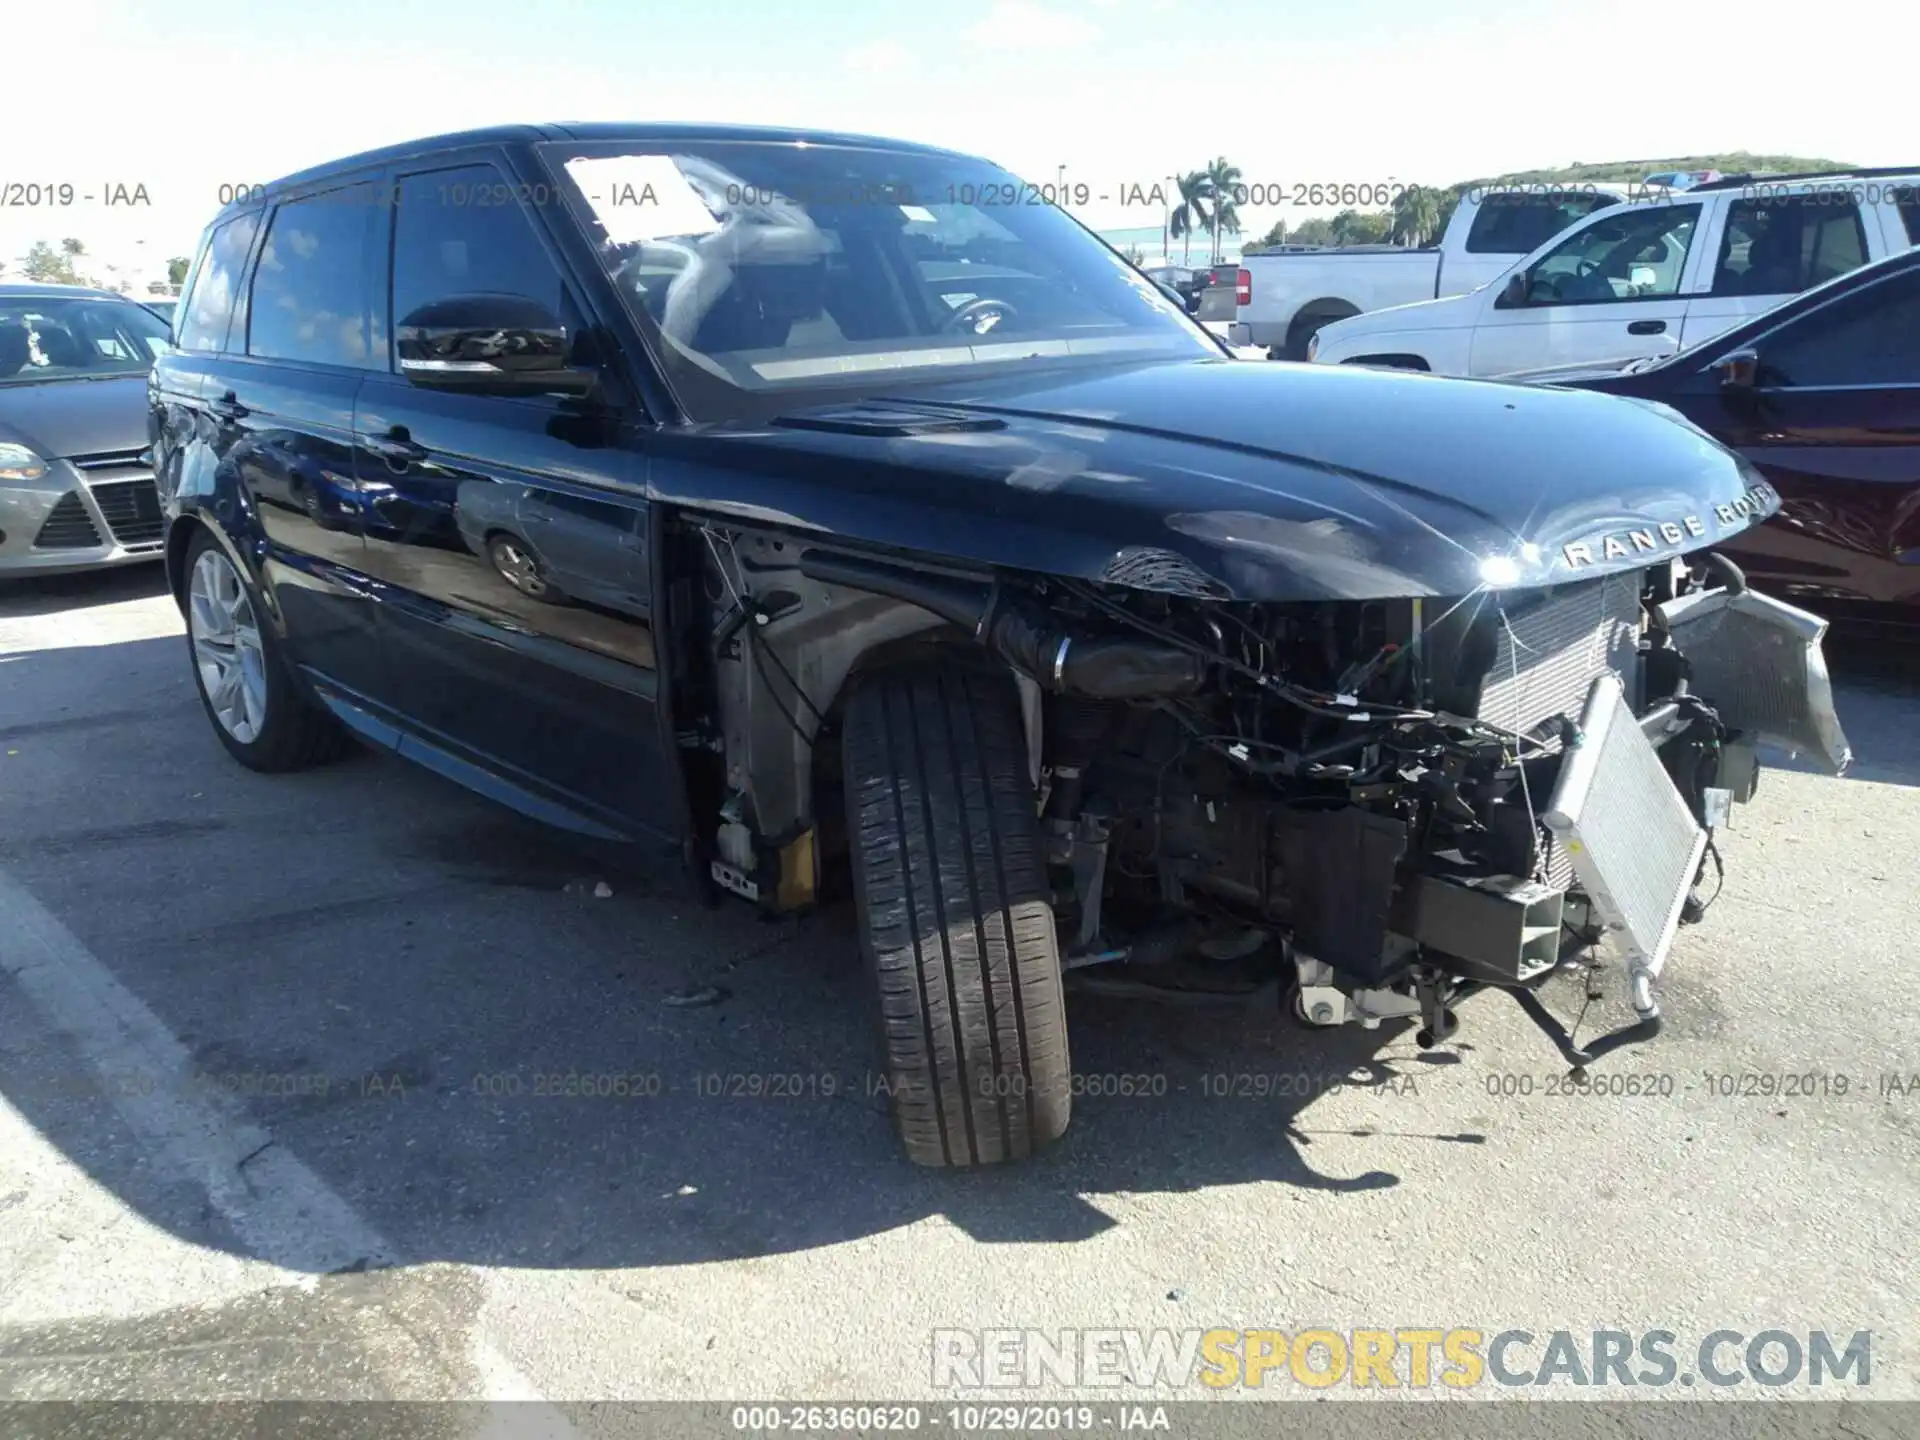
1226,186,1627,359
1309,170,1920,377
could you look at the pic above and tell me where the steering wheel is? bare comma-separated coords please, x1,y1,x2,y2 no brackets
1535,258,1604,303
944,297,1018,335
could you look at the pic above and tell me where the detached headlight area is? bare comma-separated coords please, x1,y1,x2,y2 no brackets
0,442,48,482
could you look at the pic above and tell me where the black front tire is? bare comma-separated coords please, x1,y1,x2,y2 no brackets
1284,313,1342,362
184,529,353,773
842,664,1071,1167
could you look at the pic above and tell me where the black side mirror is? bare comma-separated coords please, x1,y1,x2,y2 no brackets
1712,347,1759,389
1496,272,1528,309
1152,279,1186,307
396,294,597,398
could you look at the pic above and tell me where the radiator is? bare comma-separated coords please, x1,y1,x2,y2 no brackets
1477,573,1642,749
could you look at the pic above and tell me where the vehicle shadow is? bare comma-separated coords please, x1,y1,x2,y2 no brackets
0,616,1910,1279
1766,632,1920,788
0,630,1431,1277
0,562,170,620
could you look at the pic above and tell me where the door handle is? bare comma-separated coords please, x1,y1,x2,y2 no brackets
1628,319,1667,335
208,391,249,420
365,428,428,468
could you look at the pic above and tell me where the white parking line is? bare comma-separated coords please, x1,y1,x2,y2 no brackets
0,866,575,1426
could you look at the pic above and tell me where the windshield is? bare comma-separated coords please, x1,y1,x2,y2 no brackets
0,295,174,385
538,140,1219,420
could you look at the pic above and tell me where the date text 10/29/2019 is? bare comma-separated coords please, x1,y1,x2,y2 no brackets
588,180,1448,212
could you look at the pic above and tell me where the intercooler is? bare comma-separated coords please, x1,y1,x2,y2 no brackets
1543,673,1707,1016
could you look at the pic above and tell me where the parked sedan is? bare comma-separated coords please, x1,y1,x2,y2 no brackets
1509,246,1920,629
0,283,174,578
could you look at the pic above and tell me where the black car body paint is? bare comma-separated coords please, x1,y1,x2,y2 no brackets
148,124,1850,1165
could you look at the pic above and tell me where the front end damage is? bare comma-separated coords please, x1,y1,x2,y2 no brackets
755,541,1850,1066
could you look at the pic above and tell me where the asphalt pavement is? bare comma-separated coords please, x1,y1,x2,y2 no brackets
0,564,1915,1433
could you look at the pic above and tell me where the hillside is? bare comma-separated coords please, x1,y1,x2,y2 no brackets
1454,153,1855,187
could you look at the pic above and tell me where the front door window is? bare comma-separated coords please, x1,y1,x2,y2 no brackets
1521,204,1702,305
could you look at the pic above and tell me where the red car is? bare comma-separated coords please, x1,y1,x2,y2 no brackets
1512,245,1920,631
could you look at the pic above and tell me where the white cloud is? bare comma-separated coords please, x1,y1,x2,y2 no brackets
844,39,916,74
966,2,1100,50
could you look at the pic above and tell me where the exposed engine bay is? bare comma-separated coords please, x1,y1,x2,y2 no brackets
685,521,1852,1067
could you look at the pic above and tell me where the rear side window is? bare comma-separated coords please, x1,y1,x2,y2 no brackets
1897,184,1920,246
1711,197,1868,297
176,212,261,353
1465,192,1620,255
389,163,568,360
247,184,378,368
1757,268,1920,387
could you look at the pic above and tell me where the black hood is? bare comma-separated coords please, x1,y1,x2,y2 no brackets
0,374,150,460
650,357,1779,602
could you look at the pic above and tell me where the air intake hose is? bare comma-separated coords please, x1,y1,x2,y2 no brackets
797,550,1205,700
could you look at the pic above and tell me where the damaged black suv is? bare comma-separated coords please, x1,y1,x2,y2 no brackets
151,124,1851,1167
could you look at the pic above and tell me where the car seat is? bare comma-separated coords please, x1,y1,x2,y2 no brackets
33,323,89,367
0,322,28,377
1731,218,1802,297
691,261,833,354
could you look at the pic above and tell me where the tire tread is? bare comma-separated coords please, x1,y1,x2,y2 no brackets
844,665,1069,1166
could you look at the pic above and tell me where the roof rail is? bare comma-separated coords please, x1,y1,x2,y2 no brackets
1691,165,1920,192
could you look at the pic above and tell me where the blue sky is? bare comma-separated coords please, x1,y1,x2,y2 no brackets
5,0,1901,276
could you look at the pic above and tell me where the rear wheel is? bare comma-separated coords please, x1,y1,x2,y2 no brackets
487,531,567,601
842,664,1071,1166
184,530,352,772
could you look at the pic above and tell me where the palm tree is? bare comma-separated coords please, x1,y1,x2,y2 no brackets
1390,185,1441,247
1169,171,1210,265
1202,157,1243,264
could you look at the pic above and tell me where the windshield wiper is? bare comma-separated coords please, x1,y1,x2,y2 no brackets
770,402,1006,437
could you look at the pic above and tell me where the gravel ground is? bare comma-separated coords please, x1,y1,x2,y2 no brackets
0,565,1915,1436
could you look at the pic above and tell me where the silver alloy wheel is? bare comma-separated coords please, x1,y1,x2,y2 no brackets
188,548,268,744
490,536,546,596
